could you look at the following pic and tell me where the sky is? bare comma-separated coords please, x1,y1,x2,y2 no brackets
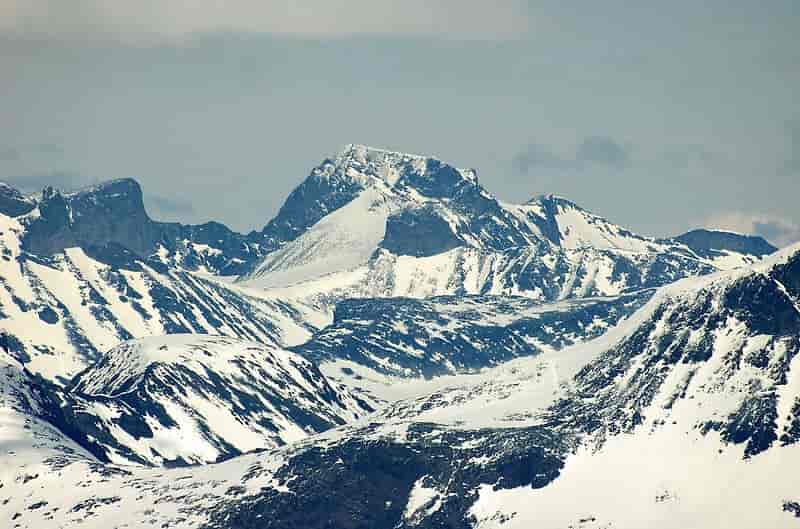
1,1,798,245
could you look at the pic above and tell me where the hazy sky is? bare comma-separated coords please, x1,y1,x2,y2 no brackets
1,1,798,244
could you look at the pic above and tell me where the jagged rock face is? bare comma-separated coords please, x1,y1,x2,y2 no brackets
23,180,162,256
203,424,569,529
258,161,366,252
256,145,484,255
0,183,36,217
296,292,649,379
17,179,264,275
548,249,800,457
57,335,372,467
381,206,463,257
676,228,777,259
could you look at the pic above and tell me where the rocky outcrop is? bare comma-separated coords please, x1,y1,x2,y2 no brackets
676,228,777,257
0,182,35,217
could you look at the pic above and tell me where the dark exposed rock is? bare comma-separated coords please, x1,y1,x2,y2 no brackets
783,501,800,518
296,292,650,378
20,179,265,275
382,207,463,257
0,183,35,217
676,228,777,258
257,164,365,253
37,307,59,324
204,424,569,529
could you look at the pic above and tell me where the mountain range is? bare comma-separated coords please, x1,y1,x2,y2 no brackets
1,145,795,529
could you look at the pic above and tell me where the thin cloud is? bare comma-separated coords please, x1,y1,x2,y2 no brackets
0,1,532,43
575,136,629,169
145,193,195,220
661,144,716,171
780,118,800,175
513,135,629,174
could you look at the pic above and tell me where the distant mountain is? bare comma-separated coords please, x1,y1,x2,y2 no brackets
58,335,372,467
240,145,770,302
0,182,36,217
0,147,778,388
675,227,777,260
11,178,264,276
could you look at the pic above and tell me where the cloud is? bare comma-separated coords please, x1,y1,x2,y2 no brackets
780,118,800,175
575,136,629,168
513,135,629,174
0,1,531,43
511,143,571,174
144,194,195,219
661,144,716,170
0,143,64,165
0,148,20,161
704,212,800,248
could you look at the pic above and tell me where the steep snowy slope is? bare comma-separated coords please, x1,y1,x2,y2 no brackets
250,186,401,288
59,335,371,466
4,246,800,529
241,145,772,303
0,212,321,384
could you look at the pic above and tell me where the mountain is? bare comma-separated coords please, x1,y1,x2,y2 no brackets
14,178,265,276
675,228,777,265
240,145,771,304
4,245,800,529
57,335,372,467
0,209,323,385
0,144,794,529
0,182,36,217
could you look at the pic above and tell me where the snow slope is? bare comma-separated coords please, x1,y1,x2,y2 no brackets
60,335,372,466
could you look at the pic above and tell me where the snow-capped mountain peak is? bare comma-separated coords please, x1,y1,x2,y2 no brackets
244,147,776,298
318,143,479,195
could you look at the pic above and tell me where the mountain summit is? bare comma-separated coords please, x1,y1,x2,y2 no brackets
242,146,773,301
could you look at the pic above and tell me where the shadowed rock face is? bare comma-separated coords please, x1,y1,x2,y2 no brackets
0,183,36,217
258,167,366,253
203,424,569,529
382,207,463,257
23,179,166,256
18,179,265,275
676,229,777,258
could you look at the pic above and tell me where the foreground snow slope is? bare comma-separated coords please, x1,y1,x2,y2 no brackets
3,246,800,528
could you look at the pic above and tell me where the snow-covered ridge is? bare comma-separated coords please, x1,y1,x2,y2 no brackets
62,334,372,466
